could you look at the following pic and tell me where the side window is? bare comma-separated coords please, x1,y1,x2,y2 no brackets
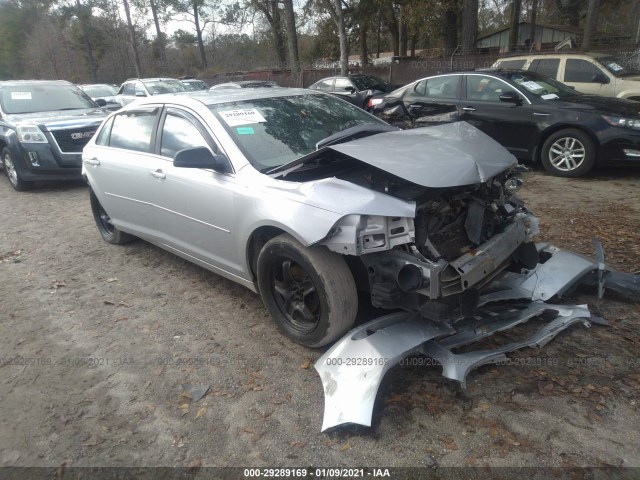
109,108,159,152
425,76,460,99
123,83,135,96
134,82,147,96
564,59,605,83
315,79,334,91
529,58,560,78
466,75,518,102
414,80,427,96
95,117,114,146
160,110,209,158
334,78,354,91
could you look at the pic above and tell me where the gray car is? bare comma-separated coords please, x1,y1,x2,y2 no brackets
82,88,544,347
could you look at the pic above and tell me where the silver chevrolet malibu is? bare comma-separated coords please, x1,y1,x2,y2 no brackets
82,88,538,347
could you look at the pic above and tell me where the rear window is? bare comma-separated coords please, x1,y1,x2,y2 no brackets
496,59,527,69
0,84,96,114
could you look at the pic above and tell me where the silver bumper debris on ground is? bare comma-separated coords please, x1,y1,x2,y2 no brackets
315,242,638,432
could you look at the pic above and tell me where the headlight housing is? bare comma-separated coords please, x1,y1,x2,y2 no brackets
603,115,640,130
16,124,48,143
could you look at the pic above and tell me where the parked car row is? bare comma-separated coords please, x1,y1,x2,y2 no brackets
370,68,640,177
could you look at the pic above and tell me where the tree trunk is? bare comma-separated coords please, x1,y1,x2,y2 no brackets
460,0,478,54
123,0,142,77
508,0,521,51
582,0,600,50
528,0,538,49
76,0,97,83
443,0,457,55
193,1,207,68
282,0,300,74
360,18,369,65
271,1,287,67
399,5,408,57
385,3,399,56
334,0,348,75
376,10,381,58
149,0,166,61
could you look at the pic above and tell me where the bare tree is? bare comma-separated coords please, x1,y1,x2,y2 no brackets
170,0,211,68
322,0,348,75
75,0,98,82
123,0,143,77
508,0,521,51
461,0,478,54
582,0,600,50
282,0,300,74
252,0,287,67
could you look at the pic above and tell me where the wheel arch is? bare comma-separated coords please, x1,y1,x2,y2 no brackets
245,225,290,289
534,124,600,163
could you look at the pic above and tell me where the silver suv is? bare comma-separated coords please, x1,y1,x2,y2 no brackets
493,52,640,100
115,78,188,107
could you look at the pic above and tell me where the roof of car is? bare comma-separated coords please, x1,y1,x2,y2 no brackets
0,80,73,87
125,88,319,108
496,51,610,60
124,77,179,83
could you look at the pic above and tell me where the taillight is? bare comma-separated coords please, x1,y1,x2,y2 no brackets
368,98,383,108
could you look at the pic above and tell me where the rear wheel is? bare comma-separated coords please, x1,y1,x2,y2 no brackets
541,129,595,177
257,234,358,347
2,148,33,191
90,190,135,244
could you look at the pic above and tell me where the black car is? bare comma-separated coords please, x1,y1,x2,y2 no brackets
308,74,394,110
0,80,107,191
371,69,640,177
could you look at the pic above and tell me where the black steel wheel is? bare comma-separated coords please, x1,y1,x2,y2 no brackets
257,234,357,347
90,190,135,245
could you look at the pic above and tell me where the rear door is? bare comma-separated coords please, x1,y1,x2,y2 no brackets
528,57,561,81
561,58,614,96
459,74,535,159
84,105,162,238
401,74,461,126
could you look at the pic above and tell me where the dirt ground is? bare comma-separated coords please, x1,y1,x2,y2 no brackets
1,166,639,470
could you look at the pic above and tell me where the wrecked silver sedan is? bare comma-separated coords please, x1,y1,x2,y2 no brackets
82,89,639,431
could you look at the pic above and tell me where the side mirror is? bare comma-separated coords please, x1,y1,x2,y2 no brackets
345,86,356,93
592,73,610,84
95,98,107,107
499,91,521,105
135,91,147,97
173,147,229,173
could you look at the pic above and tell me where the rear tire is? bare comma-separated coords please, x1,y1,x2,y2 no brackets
90,190,135,245
2,148,33,191
257,234,358,347
541,129,595,177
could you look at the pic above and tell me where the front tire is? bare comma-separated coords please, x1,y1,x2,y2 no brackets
541,129,595,177
2,148,33,191
90,190,135,244
257,234,358,347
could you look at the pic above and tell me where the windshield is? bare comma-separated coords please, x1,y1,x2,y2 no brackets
597,55,640,77
0,84,97,114
351,75,391,91
143,80,187,95
501,71,579,99
209,94,385,171
82,85,118,97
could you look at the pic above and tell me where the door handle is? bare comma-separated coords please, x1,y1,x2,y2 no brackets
408,103,421,108
84,158,100,166
462,106,476,112
150,169,166,179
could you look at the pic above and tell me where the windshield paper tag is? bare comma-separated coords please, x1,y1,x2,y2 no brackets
11,92,32,100
521,81,543,91
541,93,559,100
608,62,623,72
220,109,266,126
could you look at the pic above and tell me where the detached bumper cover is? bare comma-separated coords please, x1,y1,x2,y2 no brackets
315,242,638,432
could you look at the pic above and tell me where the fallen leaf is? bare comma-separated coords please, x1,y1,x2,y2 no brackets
196,406,207,419
115,316,128,322
107,278,118,283
340,442,351,451
243,427,254,434
178,403,190,415
440,436,458,451
300,360,311,369
478,401,490,412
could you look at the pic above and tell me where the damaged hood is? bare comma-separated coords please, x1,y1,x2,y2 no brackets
274,122,517,188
